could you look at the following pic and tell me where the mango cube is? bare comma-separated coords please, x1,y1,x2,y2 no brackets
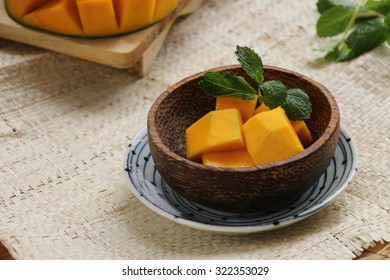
290,120,313,148
76,0,119,35
186,108,245,162
216,96,257,123
243,107,304,165
32,0,83,35
202,149,255,168
253,102,270,115
114,0,155,32
5,0,50,18
153,0,177,21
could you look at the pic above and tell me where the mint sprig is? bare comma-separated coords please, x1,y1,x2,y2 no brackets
199,71,257,100
199,46,312,120
235,46,264,86
315,0,390,62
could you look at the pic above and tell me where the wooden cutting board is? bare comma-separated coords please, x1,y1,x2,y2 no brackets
0,0,203,75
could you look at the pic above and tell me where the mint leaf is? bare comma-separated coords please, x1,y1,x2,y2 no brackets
324,43,343,61
317,0,357,14
235,45,264,85
198,46,312,120
338,18,387,61
282,89,312,120
316,6,355,37
199,71,257,100
385,11,390,27
259,80,287,109
317,0,337,13
385,12,390,44
365,0,390,15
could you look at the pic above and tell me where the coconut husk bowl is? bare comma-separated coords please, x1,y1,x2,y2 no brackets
147,65,340,213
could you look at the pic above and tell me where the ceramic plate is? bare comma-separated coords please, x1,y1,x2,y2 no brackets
123,126,358,234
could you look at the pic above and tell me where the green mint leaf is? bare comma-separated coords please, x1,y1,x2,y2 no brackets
324,43,342,61
365,0,390,15
339,18,387,61
235,45,264,85
385,12,390,44
259,80,287,109
282,89,312,120
385,12,390,27
314,40,343,61
317,0,337,13
333,44,353,62
199,71,257,100
316,6,355,37
317,0,357,14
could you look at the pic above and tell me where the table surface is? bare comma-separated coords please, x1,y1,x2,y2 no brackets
0,0,389,260
2,241,389,260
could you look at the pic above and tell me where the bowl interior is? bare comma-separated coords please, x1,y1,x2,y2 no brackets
152,65,334,161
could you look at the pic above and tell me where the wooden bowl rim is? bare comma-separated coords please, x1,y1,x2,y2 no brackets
147,64,340,172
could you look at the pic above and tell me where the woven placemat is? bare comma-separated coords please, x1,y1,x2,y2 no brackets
1,0,389,259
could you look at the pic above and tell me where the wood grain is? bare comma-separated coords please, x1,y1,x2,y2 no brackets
0,242,14,260
0,0,203,74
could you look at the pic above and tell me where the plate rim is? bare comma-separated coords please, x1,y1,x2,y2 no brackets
123,126,358,234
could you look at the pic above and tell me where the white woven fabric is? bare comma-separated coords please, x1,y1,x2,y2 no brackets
0,0,389,259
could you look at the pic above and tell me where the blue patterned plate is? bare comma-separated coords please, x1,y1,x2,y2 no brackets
123,126,358,234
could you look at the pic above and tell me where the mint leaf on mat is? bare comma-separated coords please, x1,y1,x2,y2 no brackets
199,71,257,100
365,0,390,15
315,0,390,62
340,18,387,61
316,6,355,37
317,0,357,13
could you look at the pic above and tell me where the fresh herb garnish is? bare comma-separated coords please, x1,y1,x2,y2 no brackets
199,71,257,100
315,0,390,62
198,45,312,120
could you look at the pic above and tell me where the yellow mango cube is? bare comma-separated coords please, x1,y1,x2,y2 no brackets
32,0,83,35
290,120,313,148
215,96,257,123
153,0,177,21
114,0,155,32
202,149,255,168
22,11,44,27
186,108,246,162
76,0,119,36
253,102,270,115
243,107,304,165
5,0,49,18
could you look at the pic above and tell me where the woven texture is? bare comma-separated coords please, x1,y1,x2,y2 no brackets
1,0,389,259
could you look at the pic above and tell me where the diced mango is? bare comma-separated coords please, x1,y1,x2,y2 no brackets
186,108,246,162
113,0,155,32
290,120,313,148
253,102,270,115
202,149,255,168
76,0,119,36
5,0,50,18
153,0,177,21
22,10,44,27
243,107,304,165
216,96,257,123
32,0,84,35
6,0,179,37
